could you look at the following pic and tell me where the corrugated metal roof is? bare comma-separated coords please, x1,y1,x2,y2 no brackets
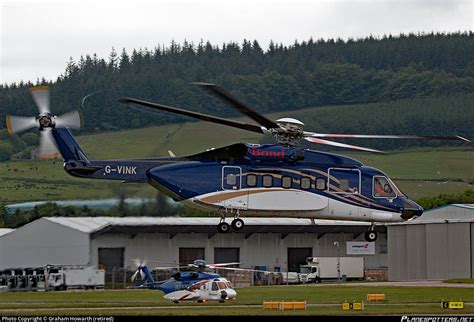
0,229,14,237
402,204,474,224
45,216,371,233
452,204,474,210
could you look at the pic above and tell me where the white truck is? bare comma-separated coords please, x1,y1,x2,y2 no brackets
299,257,364,283
47,267,105,290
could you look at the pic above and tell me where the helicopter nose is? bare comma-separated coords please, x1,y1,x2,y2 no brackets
401,199,423,220
225,289,237,299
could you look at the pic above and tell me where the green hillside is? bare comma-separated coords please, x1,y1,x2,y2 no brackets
0,101,472,204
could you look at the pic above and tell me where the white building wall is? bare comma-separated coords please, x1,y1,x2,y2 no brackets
0,218,90,269
90,232,387,271
388,222,472,281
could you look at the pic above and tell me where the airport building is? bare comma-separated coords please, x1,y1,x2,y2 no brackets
2,204,472,282
0,217,387,276
387,204,474,280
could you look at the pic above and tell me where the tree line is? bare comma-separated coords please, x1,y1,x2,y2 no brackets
0,32,472,133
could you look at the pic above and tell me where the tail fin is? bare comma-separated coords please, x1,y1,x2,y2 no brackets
51,128,89,164
141,266,157,286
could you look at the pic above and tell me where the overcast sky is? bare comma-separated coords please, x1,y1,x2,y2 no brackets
1,0,472,84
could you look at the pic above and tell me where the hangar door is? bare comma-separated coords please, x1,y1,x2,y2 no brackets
98,247,124,270
288,248,312,272
179,248,205,265
214,248,239,267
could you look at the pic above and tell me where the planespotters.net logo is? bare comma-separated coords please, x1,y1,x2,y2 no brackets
401,316,474,322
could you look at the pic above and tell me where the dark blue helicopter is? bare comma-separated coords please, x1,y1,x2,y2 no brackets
130,259,252,294
6,85,470,242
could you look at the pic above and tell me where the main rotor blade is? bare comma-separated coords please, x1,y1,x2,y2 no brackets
207,262,241,267
29,86,50,114
194,83,280,129
119,97,265,134
304,137,385,153
304,132,471,142
6,115,37,135
55,110,83,129
37,129,60,158
211,266,272,274
131,270,139,282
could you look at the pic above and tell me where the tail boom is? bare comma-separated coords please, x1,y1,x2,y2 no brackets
51,128,176,182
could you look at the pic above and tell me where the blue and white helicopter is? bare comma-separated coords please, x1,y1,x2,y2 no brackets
130,259,260,302
6,85,471,241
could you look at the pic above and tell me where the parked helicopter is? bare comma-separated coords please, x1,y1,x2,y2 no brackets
130,259,264,302
5,85,471,241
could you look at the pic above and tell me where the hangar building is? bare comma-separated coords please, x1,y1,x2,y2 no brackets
388,204,474,281
0,217,386,275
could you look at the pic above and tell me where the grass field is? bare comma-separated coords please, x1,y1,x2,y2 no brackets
0,285,472,316
0,107,472,204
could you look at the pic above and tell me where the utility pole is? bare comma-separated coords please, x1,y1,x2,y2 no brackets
334,241,341,281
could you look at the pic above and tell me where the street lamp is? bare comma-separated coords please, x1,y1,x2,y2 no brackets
333,241,341,281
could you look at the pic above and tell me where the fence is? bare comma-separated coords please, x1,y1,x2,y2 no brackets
105,267,283,289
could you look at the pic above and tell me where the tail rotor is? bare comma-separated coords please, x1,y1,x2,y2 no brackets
131,258,148,282
5,86,83,159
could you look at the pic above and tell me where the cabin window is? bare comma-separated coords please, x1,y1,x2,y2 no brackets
222,166,242,190
373,176,396,198
315,178,326,190
281,176,292,189
328,168,361,194
212,282,218,291
301,177,311,190
246,174,257,187
226,174,237,186
262,175,273,188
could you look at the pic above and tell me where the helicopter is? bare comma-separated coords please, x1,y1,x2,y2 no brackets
130,259,265,302
5,85,471,242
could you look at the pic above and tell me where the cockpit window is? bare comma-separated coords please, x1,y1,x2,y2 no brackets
211,282,218,291
373,176,396,198
217,281,227,289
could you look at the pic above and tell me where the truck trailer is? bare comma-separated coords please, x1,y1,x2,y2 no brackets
47,266,105,290
299,257,364,283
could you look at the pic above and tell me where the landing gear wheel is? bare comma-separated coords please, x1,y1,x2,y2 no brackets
217,222,231,233
364,231,377,242
231,218,244,231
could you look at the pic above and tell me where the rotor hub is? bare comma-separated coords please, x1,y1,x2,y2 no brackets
37,114,55,130
273,118,305,146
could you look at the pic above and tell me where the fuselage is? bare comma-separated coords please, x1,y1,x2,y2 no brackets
147,144,423,223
